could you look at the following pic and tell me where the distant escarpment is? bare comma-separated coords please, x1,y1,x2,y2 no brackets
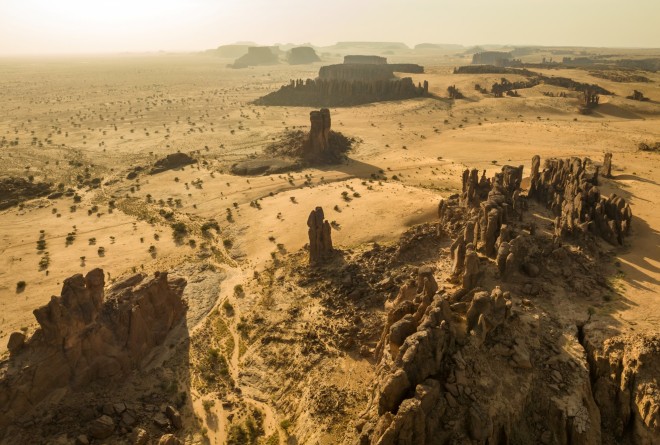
0,269,186,429
255,56,428,107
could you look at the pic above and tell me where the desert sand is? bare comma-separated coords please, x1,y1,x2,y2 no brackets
0,48,658,444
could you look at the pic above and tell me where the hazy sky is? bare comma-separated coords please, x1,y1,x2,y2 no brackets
1,0,659,55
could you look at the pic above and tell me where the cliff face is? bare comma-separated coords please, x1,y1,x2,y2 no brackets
0,269,187,428
319,63,395,81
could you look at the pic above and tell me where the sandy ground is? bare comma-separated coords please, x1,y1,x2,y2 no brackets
0,52,658,442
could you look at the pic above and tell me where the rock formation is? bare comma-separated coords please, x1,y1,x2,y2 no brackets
529,155,632,245
388,64,425,74
603,152,613,178
256,77,428,107
231,46,279,68
287,46,321,65
307,207,333,264
243,109,350,170
454,66,613,96
447,85,464,99
582,332,660,443
305,108,332,161
356,157,651,445
150,152,196,174
255,60,428,107
579,89,600,114
0,269,186,428
627,90,650,101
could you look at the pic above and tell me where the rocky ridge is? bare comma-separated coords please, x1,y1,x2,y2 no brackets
354,157,656,444
0,269,187,434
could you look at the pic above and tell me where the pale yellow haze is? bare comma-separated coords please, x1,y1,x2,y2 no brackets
1,0,659,55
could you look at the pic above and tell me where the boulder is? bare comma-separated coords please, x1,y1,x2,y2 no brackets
89,415,114,439
7,332,25,355
158,434,182,445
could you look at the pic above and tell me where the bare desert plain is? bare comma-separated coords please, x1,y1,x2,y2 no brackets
0,47,659,445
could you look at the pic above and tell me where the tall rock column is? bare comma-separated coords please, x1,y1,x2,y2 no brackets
603,152,613,178
305,108,331,161
307,207,333,264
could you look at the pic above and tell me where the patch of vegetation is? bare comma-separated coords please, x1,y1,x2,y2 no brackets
222,300,234,316
171,222,188,240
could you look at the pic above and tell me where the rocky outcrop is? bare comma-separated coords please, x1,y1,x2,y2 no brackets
255,109,352,167
0,177,53,210
307,207,333,264
150,152,196,174
603,152,613,178
0,269,186,428
447,85,464,99
454,66,613,96
357,159,625,445
287,46,321,65
529,155,632,244
583,332,660,444
627,90,650,101
357,265,598,445
231,46,279,68
305,109,331,161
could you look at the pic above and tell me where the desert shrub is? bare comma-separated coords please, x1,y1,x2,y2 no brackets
171,222,187,238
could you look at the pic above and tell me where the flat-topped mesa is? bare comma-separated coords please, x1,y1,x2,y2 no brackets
342,55,423,73
231,46,279,68
319,63,395,82
529,155,632,245
307,207,333,264
344,55,387,65
255,60,428,107
287,46,321,65
471,51,512,66
0,269,186,428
